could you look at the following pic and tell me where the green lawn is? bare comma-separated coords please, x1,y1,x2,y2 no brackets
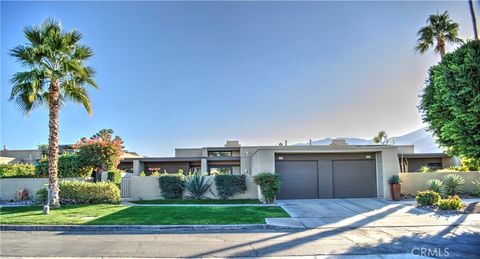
131,199,260,205
0,205,288,225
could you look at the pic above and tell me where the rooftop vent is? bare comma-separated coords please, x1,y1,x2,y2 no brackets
225,140,241,147
330,138,348,146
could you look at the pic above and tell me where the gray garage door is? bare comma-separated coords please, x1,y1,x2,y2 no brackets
276,161,318,199
332,160,377,198
275,156,377,199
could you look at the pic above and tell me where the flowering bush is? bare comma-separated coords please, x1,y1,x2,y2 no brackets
438,195,464,210
74,129,123,171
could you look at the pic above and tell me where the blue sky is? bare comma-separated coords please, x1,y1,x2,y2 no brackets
1,1,477,156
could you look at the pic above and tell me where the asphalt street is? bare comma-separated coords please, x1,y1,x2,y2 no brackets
1,225,479,258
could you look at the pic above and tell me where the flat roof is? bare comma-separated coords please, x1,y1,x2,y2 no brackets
398,153,449,158
122,156,241,163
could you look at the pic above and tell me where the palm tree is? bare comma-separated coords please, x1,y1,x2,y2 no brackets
415,11,463,59
468,0,478,39
9,18,98,208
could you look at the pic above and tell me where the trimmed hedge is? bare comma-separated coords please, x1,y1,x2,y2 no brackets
37,181,121,204
35,153,92,178
438,195,464,210
0,164,36,178
107,170,121,187
416,190,441,206
214,174,247,199
159,174,185,199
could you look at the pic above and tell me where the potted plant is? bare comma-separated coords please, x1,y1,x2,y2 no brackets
388,175,402,201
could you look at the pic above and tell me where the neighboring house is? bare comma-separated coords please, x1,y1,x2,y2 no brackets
119,140,459,200
0,145,140,165
0,148,42,164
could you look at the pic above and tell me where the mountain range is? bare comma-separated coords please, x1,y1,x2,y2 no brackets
296,128,442,153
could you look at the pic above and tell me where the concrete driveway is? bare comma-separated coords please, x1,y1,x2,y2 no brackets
267,198,480,228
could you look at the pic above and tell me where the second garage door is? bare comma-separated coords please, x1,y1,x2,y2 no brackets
275,155,377,199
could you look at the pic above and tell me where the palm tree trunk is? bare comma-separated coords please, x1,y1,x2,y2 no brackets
48,79,61,208
469,0,478,39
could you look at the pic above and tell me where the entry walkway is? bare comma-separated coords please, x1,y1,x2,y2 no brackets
267,198,480,228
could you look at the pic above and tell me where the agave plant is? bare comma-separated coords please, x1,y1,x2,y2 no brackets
425,179,446,197
185,172,213,199
442,174,465,196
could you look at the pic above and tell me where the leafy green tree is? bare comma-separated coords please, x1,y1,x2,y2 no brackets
9,18,98,208
419,40,480,159
416,11,463,59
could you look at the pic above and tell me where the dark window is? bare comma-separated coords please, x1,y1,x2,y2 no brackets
427,162,443,170
208,167,232,175
208,151,232,157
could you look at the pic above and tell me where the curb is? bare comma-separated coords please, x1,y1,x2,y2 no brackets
0,224,296,232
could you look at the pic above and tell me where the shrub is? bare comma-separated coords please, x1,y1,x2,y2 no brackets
35,153,92,178
0,164,36,178
139,171,146,176
107,170,121,186
214,174,247,199
416,190,441,206
158,174,185,199
254,172,280,204
442,174,465,195
472,179,480,197
59,181,121,204
36,187,48,204
185,172,213,199
425,179,446,197
420,166,431,173
461,157,480,171
151,171,161,176
387,175,401,184
438,195,464,210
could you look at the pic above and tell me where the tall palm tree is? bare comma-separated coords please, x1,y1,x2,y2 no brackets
468,0,478,39
9,18,98,208
416,11,463,59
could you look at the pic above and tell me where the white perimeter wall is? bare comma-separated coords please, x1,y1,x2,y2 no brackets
130,175,259,201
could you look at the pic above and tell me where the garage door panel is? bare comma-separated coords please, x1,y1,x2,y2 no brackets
276,161,318,199
317,160,333,198
333,160,376,198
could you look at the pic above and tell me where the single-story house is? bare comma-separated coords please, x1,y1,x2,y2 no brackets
119,140,458,200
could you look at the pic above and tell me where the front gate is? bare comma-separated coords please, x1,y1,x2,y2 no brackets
120,177,131,198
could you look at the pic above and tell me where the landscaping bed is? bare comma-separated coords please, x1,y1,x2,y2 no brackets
0,205,288,225
131,199,260,205
416,201,480,215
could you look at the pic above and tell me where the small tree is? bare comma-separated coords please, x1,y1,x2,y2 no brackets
419,40,480,159
74,129,123,173
373,130,391,145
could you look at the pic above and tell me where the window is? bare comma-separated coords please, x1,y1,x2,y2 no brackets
208,151,232,157
427,162,443,170
208,167,232,175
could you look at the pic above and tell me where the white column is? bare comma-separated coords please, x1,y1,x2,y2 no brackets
201,158,208,175
133,160,144,175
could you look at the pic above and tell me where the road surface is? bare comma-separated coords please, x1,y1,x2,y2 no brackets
1,225,479,258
